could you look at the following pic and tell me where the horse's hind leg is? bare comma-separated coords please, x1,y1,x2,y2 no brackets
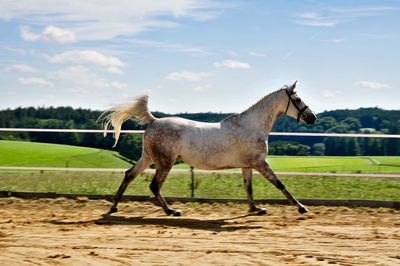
242,168,267,215
150,165,181,216
253,161,308,214
109,156,152,213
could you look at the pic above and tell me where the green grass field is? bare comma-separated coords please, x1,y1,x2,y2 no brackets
0,140,131,168
0,171,399,201
1,140,399,173
268,156,400,173
0,140,399,201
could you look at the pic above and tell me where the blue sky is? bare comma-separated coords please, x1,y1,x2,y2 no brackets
0,0,399,114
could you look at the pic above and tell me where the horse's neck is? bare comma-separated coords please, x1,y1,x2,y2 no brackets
239,91,285,133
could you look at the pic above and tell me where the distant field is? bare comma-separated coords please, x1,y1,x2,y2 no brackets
175,156,400,174
1,140,400,173
268,156,400,173
0,140,131,168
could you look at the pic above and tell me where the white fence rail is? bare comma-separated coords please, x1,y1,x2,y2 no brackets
1,128,400,138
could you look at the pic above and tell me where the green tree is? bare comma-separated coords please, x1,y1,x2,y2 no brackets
269,141,310,156
117,134,143,161
346,138,361,156
312,143,325,156
341,117,361,131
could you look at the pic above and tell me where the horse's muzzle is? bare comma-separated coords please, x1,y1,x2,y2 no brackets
305,113,317,124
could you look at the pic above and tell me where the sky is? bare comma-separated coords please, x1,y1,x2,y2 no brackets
0,0,399,114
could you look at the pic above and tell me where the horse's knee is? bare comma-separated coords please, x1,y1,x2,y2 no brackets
123,174,133,183
150,179,159,195
124,168,132,175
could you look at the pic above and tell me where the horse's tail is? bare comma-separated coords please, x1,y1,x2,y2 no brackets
98,95,156,147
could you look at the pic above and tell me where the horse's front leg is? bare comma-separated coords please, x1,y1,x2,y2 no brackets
242,168,267,215
253,161,308,214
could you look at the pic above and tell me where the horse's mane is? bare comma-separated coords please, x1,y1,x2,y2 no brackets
222,87,285,122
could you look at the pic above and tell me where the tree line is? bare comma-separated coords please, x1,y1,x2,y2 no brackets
0,106,399,161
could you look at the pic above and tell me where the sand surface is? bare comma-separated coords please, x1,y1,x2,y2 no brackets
0,197,399,265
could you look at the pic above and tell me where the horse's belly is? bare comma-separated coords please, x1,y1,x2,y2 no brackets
180,158,244,170
179,149,247,170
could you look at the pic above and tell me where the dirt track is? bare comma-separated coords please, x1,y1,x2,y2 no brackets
0,198,399,265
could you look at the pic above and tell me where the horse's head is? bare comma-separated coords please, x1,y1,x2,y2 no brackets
283,81,316,124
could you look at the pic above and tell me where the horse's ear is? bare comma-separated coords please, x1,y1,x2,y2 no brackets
288,80,297,92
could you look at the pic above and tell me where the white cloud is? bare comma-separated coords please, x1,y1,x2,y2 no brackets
297,12,320,19
224,50,239,57
248,51,267,57
5,64,37,73
110,81,128,89
331,38,345,43
0,46,28,55
49,50,125,68
51,65,127,89
193,85,206,92
128,39,208,56
1,1,221,41
67,87,89,95
355,81,390,89
213,60,250,69
297,20,340,27
192,84,212,92
322,90,342,98
319,38,345,43
294,6,398,28
294,13,344,27
322,90,335,98
328,6,399,15
107,66,124,75
21,25,76,43
18,77,53,87
165,71,211,81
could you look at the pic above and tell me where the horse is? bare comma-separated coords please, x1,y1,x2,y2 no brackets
99,81,316,216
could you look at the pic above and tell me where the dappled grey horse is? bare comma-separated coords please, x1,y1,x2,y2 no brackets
100,81,316,216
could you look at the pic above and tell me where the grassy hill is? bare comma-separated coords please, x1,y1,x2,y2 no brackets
0,140,131,168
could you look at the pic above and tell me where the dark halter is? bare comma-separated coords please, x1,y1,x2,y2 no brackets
284,89,308,124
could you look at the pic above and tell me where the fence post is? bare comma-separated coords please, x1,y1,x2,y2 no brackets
190,166,195,198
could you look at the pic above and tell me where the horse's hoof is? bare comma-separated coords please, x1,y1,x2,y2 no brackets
173,210,182,217
298,205,309,214
250,207,267,215
256,208,267,215
108,206,118,214
166,209,182,216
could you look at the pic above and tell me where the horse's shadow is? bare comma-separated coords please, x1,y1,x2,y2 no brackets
49,212,263,232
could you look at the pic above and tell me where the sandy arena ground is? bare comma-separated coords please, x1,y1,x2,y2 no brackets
0,197,399,265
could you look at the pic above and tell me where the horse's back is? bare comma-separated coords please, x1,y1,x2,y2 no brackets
143,116,219,147
144,117,221,145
